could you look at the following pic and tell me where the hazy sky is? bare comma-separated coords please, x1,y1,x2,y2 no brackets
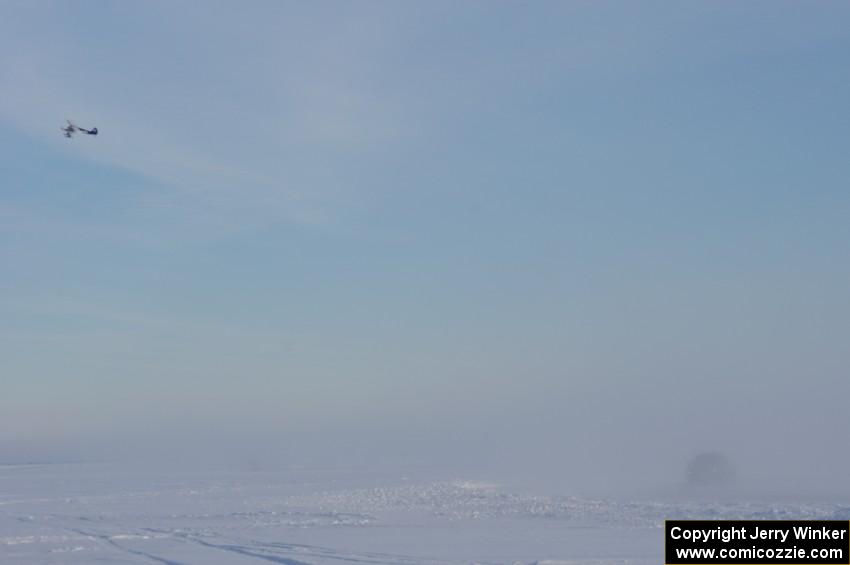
2,1,849,490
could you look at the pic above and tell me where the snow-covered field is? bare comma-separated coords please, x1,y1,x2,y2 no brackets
1,462,847,564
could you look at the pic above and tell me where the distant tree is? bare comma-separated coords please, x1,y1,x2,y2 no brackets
686,452,735,487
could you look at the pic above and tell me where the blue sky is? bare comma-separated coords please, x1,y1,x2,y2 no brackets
2,1,849,486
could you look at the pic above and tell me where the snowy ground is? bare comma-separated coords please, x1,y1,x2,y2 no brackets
1,462,847,564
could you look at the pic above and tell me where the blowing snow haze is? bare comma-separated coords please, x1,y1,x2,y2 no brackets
2,1,850,496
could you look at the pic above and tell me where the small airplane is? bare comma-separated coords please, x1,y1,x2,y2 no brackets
61,120,98,138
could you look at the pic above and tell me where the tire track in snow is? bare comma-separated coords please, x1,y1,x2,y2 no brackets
68,527,190,565
147,528,450,565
